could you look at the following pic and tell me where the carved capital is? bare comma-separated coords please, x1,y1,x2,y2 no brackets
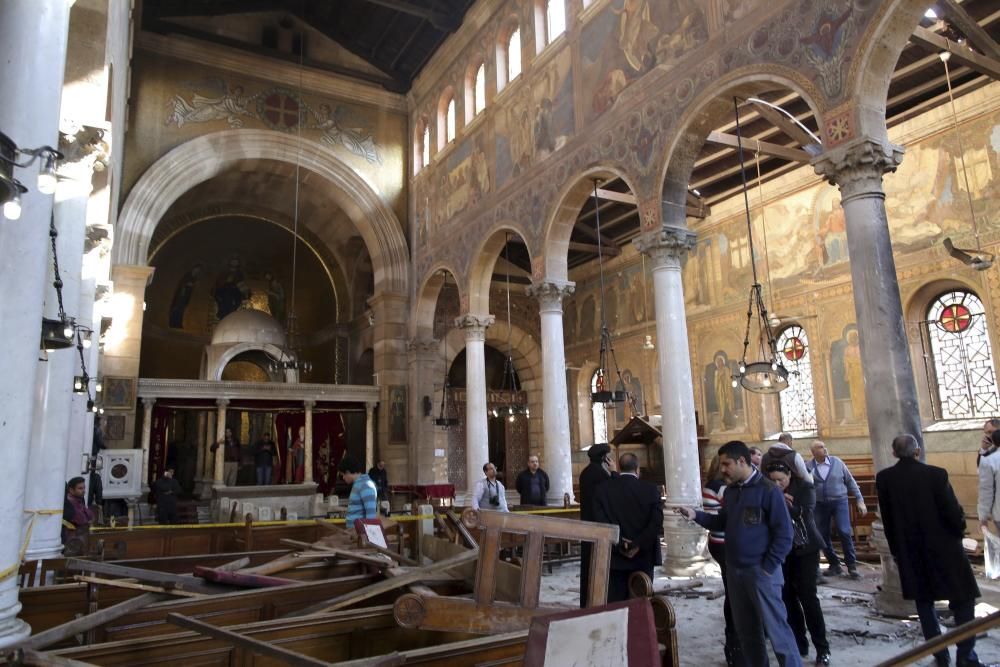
303,399,316,409
454,313,494,341
633,226,697,269
141,396,156,409
215,398,230,408
526,280,575,312
57,124,109,183
812,137,904,204
84,223,112,254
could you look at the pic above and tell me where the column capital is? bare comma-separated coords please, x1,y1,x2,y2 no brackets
407,336,439,356
454,313,494,341
141,396,157,408
633,226,697,269
303,399,316,409
812,137,904,203
526,280,575,312
365,401,377,412
215,398,229,408
57,123,109,186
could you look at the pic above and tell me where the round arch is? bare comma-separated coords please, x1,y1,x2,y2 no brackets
116,129,409,296
467,224,533,316
851,0,929,140
206,342,298,383
541,163,639,284
413,264,464,339
657,68,825,227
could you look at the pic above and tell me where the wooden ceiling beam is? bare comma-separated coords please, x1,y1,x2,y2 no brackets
911,26,1000,80
594,187,636,206
390,19,426,71
355,0,461,31
149,0,278,17
705,131,812,163
938,0,1000,60
746,99,823,155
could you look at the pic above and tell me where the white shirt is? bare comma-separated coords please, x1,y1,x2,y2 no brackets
813,459,832,481
471,477,509,512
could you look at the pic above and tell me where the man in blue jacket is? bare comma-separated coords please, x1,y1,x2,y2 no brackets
679,440,800,667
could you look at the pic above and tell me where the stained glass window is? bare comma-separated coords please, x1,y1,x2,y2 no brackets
924,290,998,420
591,370,608,445
776,325,818,435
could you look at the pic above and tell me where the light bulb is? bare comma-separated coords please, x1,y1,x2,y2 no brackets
95,381,102,393
508,414,515,423
98,407,105,415
739,363,746,373
73,378,83,391
731,379,738,388
142,301,147,311
63,324,74,339
771,362,778,371
3,194,21,220
762,376,772,387
82,335,92,349
37,155,57,194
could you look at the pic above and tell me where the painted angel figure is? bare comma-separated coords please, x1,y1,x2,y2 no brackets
311,104,383,164
166,85,255,128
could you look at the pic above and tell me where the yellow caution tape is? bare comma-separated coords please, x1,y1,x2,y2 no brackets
0,509,64,582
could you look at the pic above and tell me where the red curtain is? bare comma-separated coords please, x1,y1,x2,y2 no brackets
274,411,346,495
150,405,170,486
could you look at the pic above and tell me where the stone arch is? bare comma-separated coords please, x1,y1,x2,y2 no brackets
414,263,464,339
116,129,409,296
850,0,929,141
207,342,298,383
657,67,825,227
541,163,640,284
467,224,533,316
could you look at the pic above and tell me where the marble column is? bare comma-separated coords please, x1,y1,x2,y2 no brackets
213,399,228,487
203,410,217,497
0,0,72,646
814,137,919,616
635,226,705,574
303,400,315,484
407,337,442,484
365,401,377,472
456,313,494,502
140,397,156,491
194,412,207,490
24,168,93,561
813,138,920,472
526,280,576,503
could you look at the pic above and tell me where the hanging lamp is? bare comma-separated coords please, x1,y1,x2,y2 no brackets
494,233,528,421
729,98,788,394
433,315,459,428
587,179,628,406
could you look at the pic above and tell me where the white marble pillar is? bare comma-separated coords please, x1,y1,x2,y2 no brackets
635,227,705,574
213,399,228,487
526,280,576,503
303,400,315,484
0,0,72,646
140,397,156,491
365,401,377,472
456,314,494,502
814,137,919,616
24,170,93,561
813,138,921,472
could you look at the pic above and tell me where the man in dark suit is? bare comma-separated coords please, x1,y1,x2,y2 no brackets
578,443,615,607
593,452,663,603
877,434,988,667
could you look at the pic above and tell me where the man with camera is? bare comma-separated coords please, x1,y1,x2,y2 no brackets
471,462,509,512
593,453,663,602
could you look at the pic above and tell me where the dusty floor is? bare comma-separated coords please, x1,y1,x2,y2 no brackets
538,560,1000,666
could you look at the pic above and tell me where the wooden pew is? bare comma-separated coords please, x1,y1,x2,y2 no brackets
839,456,878,556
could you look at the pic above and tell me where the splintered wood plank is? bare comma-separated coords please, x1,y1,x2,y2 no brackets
393,594,560,634
518,533,545,608
473,528,501,606
64,559,223,595
71,576,201,598
193,566,296,588
165,613,333,667
21,593,165,650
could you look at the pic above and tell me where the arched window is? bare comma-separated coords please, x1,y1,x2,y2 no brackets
545,0,566,45
776,325,818,435
923,290,998,419
437,90,455,150
445,98,456,143
414,119,430,172
507,28,522,84
420,123,430,169
591,370,608,444
473,63,486,116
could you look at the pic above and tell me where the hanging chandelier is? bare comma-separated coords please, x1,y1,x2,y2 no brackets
587,179,627,405
492,232,528,421
433,311,459,427
729,98,788,394
41,213,76,351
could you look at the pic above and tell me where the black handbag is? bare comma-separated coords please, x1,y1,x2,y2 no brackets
791,514,810,548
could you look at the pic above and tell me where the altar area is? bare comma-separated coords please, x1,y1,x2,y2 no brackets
136,378,379,522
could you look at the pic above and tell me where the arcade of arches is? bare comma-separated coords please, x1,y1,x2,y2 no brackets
0,0,999,648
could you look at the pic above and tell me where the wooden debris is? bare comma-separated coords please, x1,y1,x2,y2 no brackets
19,592,166,650
4,647,100,666
166,613,333,666
71,575,201,598
445,510,478,549
64,559,224,596
192,566,296,588
214,557,251,572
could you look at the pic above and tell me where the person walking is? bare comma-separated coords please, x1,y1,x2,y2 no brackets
761,433,812,483
703,455,745,666
806,440,866,579
765,461,831,666
471,462,509,512
679,440,801,667
368,460,390,501
579,443,616,607
339,455,378,523
877,434,989,667
515,454,550,506
593,453,663,603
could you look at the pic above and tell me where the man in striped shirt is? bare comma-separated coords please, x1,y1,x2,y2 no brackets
339,455,378,522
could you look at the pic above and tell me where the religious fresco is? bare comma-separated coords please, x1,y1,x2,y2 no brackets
444,130,491,221
829,323,866,424
495,48,574,189
565,261,652,345
702,349,746,434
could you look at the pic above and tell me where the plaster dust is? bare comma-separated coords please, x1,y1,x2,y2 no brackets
538,561,1000,666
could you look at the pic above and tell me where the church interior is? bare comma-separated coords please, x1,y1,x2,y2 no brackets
1,0,1000,663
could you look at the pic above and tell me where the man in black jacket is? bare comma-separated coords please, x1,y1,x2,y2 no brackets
877,434,988,667
514,455,549,506
578,443,615,607
593,452,663,603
